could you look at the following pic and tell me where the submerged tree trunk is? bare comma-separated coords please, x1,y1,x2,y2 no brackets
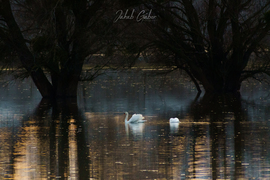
199,72,242,94
223,71,242,93
55,65,84,98
30,68,55,98
189,59,242,94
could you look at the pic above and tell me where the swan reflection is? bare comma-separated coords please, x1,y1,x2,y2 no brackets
170,122,179,133
169,117,180,134
125,122,145,136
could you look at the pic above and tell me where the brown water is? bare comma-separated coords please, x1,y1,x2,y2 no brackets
0,70,269,179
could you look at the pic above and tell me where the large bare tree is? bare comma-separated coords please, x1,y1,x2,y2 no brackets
0,0,116,98
145,0,270,93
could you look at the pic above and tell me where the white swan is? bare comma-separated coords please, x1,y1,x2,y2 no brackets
170,117,180,133
124,112,146,123
169,117,180,123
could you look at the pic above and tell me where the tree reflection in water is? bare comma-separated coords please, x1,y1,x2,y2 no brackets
0,72,269,179
188,93,270,179
0,98,90,179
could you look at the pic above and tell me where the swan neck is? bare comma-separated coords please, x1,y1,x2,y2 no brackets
125,113,129,122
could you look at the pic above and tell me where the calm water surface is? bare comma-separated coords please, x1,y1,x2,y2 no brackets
0,71,269,180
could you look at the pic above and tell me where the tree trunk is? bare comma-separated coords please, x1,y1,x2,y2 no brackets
223,71,241,93
30,69,55,98
193,66,242,94
1,0,55,98
55,53,84,98
201,73,241,94
55,72,82,98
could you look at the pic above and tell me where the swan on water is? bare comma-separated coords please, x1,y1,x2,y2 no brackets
124,112,146,123
169,117,180,123
170,117,180,133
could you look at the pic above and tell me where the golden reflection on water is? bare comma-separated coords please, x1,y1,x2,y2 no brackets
84,113,270,180
0,127,14,179
0,111,269,179
13,119,49,180
0,115,80,180
69,118,78,180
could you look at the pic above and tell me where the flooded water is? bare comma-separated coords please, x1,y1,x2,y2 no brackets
0,70,269,179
